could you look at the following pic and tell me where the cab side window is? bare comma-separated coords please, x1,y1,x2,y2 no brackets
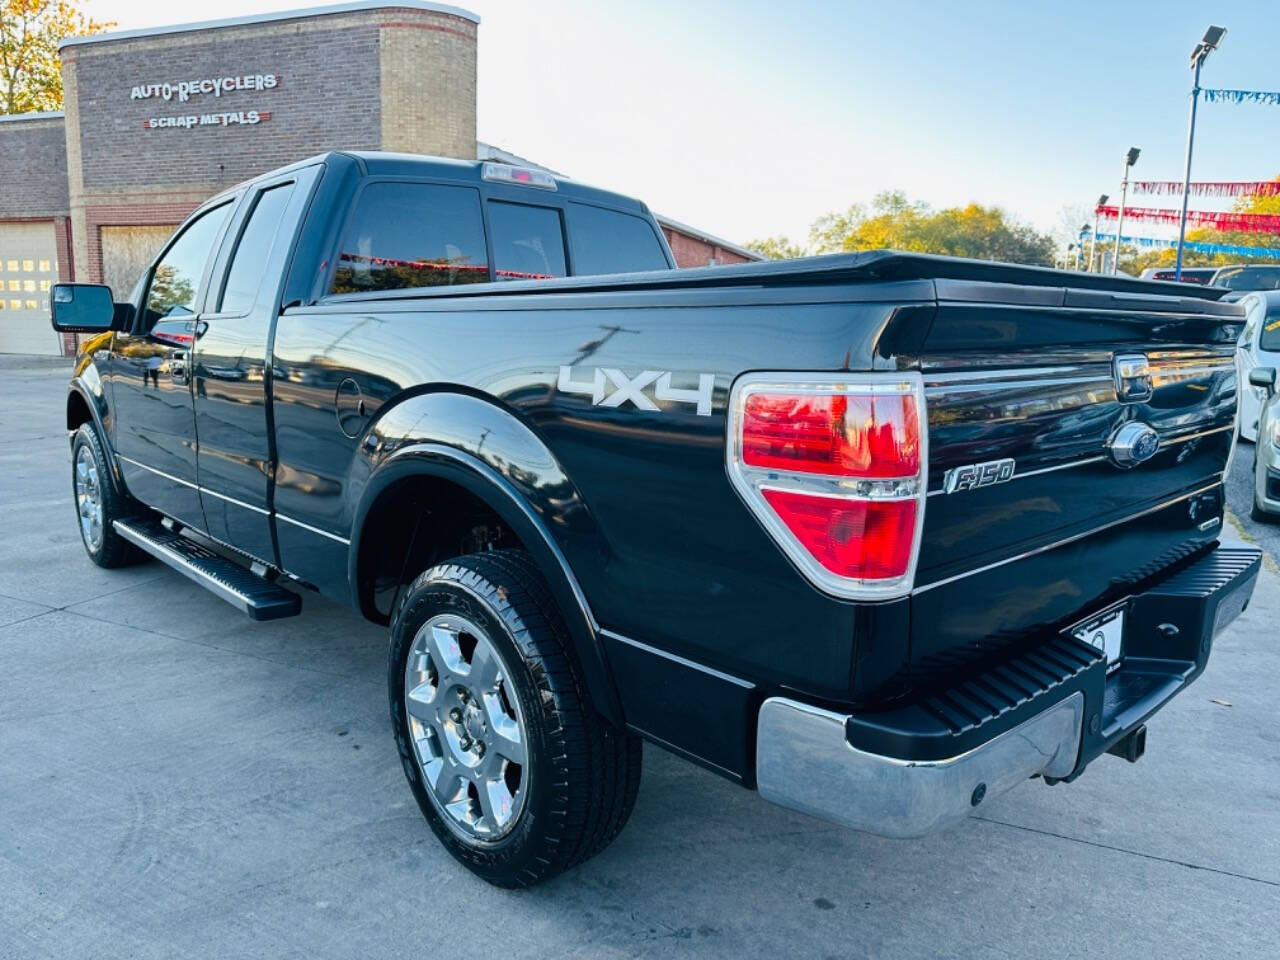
331,182,488,293
142,203,232,331
218,183,297,314
567,203,668,275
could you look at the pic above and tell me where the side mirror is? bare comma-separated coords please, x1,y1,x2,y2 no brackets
1249,367,1277,392
50,283,118,333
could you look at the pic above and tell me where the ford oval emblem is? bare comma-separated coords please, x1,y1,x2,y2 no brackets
1109,422,1160,468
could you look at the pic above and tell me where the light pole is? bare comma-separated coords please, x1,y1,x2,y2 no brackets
1175,25,1227,281
1076,224,1089,270
1090,194,1108,272
1112,148,1140,275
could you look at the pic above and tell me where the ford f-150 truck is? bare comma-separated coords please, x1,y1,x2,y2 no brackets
52,152,1261,887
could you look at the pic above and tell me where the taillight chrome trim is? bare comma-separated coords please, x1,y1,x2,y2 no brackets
725,371,929,601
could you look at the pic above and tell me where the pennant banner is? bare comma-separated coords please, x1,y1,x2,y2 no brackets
1203,88,1280,107
1131,180,1280,197
1095,205,1280,234
1093,232,1280,260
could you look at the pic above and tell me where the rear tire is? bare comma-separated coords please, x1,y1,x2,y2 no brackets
71,424,144,568
389,549,642,887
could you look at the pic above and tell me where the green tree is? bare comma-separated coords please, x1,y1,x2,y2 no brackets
808,191,1055,266
745,235,808,260
1,0,111,114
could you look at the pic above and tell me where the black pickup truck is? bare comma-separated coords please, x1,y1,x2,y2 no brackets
53,151,1261,887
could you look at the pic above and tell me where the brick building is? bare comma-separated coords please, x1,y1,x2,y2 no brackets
0,0,757,356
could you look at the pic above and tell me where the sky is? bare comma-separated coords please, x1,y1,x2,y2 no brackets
80,0,1280,249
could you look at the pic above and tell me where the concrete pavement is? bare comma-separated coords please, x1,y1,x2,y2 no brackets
1,355,1277,959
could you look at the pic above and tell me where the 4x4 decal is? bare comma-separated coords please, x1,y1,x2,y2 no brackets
557,366,715,416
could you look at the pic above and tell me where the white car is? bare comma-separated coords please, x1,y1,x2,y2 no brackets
1212,264,1280,292
1249,367,1280,522
1235,290,1280,442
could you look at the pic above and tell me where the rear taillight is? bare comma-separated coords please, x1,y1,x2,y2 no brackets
726,373,927,599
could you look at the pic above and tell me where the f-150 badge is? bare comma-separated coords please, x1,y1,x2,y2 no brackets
557,366,715,416
943,457,1016,493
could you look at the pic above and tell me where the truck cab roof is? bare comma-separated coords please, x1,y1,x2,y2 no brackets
212,150,652,217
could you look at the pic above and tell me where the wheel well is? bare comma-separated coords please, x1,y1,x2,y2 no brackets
356,475,524,624
67,391,93,432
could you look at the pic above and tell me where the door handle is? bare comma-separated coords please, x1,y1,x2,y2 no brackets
169,350,189,385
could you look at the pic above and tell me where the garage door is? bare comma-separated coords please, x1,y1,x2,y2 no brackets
0,221,60,356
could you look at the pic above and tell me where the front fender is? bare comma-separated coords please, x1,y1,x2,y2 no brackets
348,390,622,724
67,348,122,489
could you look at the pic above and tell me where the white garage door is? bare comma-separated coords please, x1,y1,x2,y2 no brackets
0,220,61,356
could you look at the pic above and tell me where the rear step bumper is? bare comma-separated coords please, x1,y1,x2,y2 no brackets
756,545,1261,837
113,517,301,621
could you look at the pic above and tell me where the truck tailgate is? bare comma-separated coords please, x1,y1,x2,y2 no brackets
908,281,1242,685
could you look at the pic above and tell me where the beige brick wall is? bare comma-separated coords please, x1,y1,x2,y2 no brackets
378,10,477,158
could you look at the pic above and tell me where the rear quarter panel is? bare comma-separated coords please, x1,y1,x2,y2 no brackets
269,282,935,699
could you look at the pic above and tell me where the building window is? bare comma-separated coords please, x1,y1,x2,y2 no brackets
25,299,37,310
38,259,51,272
0,300,5,311
23,280,35,292
9,299,20,310
5,260,17,272
7,280,17,292
39,279,50,291
22,259,34,272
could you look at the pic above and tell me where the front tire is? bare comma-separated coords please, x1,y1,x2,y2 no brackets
71,424,144,568
389,549,642,887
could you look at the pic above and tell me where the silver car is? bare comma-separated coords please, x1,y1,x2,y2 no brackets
1250,366,1280,521
1236,291,1280,442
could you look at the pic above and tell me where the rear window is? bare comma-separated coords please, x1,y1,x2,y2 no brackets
1215,266,1280,291
487,202,566,281
1149,269,1213,284
567,203,668,275
331,182,488,293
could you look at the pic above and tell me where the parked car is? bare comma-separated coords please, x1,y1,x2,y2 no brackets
1249,367,1280,521
1210,263,1280,292
1235,290,1280,441
1139,266,1217,284
51,152,1261,887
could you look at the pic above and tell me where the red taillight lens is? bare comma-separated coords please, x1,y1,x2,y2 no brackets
741,392,919,477
761,489,917,579
727,376,926,599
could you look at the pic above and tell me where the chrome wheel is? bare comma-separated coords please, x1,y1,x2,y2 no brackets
404,613,528,842
75,445,104,552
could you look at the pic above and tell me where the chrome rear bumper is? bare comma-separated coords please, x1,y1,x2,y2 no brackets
755,691,1084,838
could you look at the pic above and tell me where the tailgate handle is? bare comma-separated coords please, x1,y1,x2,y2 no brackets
1113,353,1152,402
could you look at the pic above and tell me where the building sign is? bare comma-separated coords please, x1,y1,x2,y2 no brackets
132,72,280,132
143,111,271,129
130,74,280,102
